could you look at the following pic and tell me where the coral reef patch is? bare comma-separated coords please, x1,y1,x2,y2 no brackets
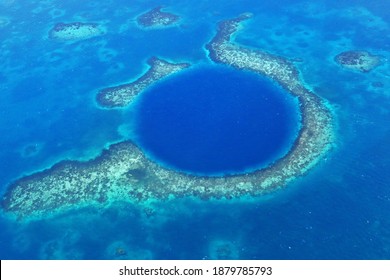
334,50,382,72
49,22,105,41
137,6,180,28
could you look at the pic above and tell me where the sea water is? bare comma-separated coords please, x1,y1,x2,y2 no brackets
0,0,389,260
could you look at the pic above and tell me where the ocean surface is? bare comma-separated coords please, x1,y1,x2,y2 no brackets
0,0,389,259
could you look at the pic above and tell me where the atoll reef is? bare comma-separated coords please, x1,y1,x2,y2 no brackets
96,57,190,108
137,6,180,28
1,14,334,219
49,22,105,41
334,50,382,72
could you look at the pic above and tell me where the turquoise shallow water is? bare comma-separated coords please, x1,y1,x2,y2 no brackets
0,0,389,259
133,65,300,176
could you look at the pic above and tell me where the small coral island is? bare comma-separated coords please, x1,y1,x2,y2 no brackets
97,57,190,108
137,6,180,28
49,22,105,41
334,50,381,72
1,14,334,219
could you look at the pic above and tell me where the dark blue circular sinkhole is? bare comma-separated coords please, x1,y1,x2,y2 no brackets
133,65,301,176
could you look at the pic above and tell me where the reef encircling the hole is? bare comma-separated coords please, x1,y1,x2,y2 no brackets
1,14,334,220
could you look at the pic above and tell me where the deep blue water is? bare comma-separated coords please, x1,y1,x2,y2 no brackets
133,65,300,175
0,0,389,260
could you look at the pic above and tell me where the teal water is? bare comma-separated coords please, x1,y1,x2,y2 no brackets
0,0,389,259
133,65,300,176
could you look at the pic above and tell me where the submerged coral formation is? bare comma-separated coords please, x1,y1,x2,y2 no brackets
334,51,382,72
137,6,180,28
1,14,334,219
0,16,10,28
20,143,43,158
49,22,105,41
96,57,190,108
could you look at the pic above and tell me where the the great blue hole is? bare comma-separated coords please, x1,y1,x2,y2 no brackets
133,65,301,176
